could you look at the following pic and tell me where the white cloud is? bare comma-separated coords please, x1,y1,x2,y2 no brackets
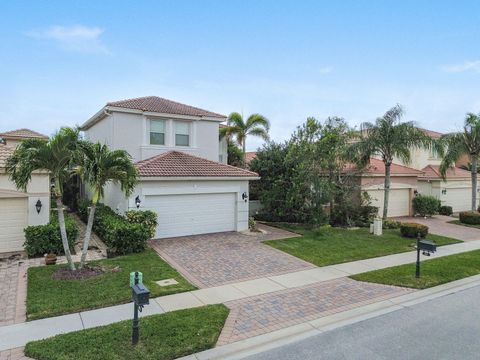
27,25,109,54
318,66,333,74
441,60,480,73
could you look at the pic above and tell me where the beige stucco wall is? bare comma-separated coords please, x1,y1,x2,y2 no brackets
219,136,228,164
0,172,50,226
84,111,222,163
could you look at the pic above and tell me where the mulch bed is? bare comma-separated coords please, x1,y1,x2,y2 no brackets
52,265,108,280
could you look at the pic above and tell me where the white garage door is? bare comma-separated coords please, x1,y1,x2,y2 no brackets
366,189,411,217
443,188,472,213
144,193,236,238
0,197,28,253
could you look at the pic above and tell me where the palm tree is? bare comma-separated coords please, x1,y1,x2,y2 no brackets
220,112,270,164
351,105,437,219
6,127,80,270
75,142,137,268
440,113,480,211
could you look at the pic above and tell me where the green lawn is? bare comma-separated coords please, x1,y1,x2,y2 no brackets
448,219,480,229
27,249,195,320
25,305,228,360
264,225,461,267
351,250,480,289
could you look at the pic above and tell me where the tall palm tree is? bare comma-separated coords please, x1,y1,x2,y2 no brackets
220,112,270,164
440,113,480,211
351,105,437,219
75,142,137,268
6,127,80,270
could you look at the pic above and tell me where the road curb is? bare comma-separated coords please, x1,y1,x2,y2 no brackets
182,274,480,360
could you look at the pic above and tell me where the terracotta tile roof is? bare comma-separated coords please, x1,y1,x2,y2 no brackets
420,165,471,179
418,128,443,139
136,151,259,178
0,128,48,140
0,144,14,168
245,152,257,163
364,158,424,175
107,96,226,119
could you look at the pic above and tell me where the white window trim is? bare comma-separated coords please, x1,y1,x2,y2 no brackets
174,120,193,147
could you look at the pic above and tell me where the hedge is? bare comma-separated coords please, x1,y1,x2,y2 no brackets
399,222,429,238
439,205,453,216
78,199,156,255
412,195,441,217
459,211,480,225
24,213,79,257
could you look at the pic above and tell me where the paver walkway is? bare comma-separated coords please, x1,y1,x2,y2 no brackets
150,225,314,288
217,278,412,345
396,215,480,241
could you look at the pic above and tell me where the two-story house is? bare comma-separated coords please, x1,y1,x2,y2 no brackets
365,128,478,215
0,129,50,255
80,96,258,239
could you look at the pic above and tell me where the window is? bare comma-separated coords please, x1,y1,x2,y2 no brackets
150,120,165,145
175,122,190,146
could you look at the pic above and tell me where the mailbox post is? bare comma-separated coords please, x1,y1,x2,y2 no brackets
131,271,150,345
415,233,437,278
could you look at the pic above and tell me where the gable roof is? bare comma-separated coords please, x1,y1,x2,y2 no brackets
0,144,14,168
0,128,48,140
136,151,259,178
420,164,471,179
107,96,226,119
361,158,424,176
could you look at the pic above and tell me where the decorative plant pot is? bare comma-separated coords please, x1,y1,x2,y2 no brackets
45,253,57,265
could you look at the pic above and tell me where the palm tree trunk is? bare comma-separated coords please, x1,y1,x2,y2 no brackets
383,163,391,219
79,202,96,269
471,156,478,211
242,140,246,167
56,196,76,271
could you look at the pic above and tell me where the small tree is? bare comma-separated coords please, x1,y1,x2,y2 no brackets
227,140,244,167
440,113,480,211
351,105,437,219
220,112,270,165
6,127,80,270
75,142,137,268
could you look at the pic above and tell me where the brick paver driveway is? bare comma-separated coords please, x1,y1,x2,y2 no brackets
150,225,315,288
217,277,412,345
396,215,480,241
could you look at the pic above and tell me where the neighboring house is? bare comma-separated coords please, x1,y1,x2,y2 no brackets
81,96,259,238
0,129,50,255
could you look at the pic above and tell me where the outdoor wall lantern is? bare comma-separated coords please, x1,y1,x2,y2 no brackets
242,192,248,202
442,189,447,195
415,232,437,278
35,199,42,214
135,196,141,208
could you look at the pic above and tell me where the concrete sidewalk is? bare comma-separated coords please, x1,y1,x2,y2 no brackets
2,238,480,352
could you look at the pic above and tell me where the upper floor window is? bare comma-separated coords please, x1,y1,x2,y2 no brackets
150,119,165,145
175,122,190,146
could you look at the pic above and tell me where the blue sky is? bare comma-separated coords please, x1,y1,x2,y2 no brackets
1,0,479,151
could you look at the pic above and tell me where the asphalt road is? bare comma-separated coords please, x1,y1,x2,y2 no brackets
244,284,480,360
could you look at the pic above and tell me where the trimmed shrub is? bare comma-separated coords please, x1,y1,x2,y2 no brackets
330,204,378,228
439,205,453,216
412,195,441,217
77,200,154,255
399,222,429,238
24,213,79,257
459,211,480,225
383,219,401,229
125,210,158,238
248,216,257,231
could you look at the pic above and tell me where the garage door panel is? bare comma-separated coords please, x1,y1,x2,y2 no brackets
367,189,410,217
0,198,27,253
144,193,236,238
443,188,472,212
